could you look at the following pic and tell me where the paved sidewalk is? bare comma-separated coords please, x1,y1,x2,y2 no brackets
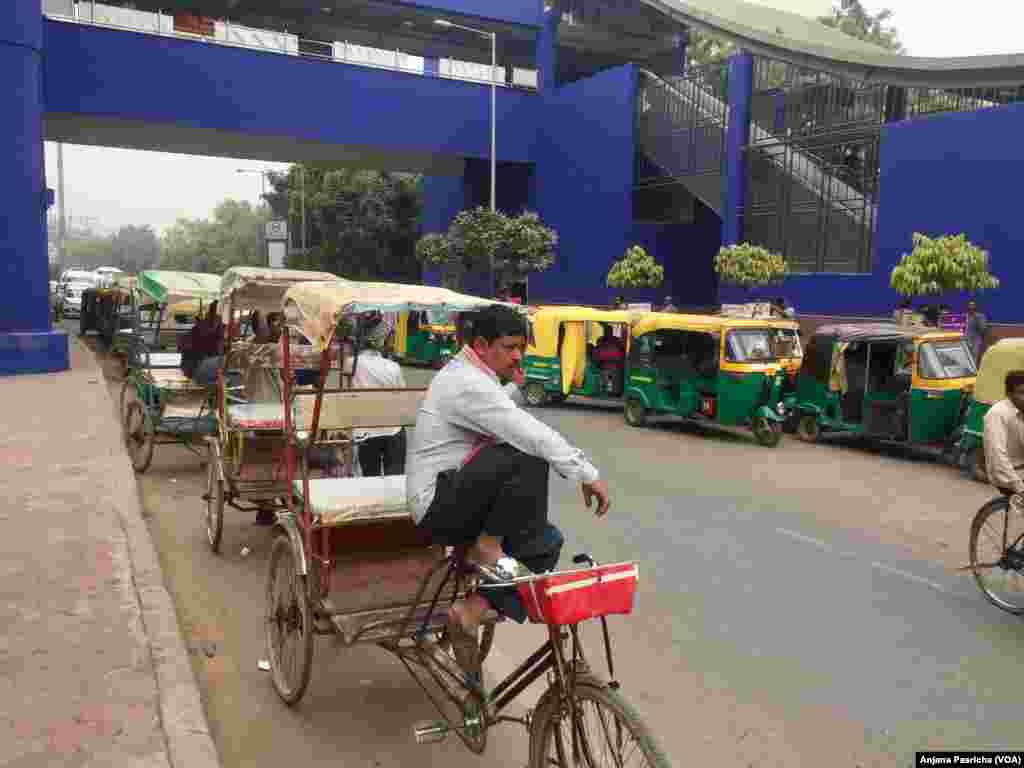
0,334,220,768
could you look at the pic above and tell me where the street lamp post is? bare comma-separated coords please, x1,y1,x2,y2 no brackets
237,168,272,265
434,18,497,293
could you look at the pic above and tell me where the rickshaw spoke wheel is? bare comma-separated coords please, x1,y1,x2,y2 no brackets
529,681,670,768
265,534,314,705
123,401,154,473
205,448,225,554
752,415,782,447
796,414,820,443
970,498,1024,615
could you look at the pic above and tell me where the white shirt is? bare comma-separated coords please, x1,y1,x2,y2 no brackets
984,398,1024,494
405,347,600,523
351,349,406,439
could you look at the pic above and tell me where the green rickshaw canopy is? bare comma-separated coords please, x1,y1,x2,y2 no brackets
138,271,222,307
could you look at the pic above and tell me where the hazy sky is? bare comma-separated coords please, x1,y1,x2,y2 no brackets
45,0,1024,237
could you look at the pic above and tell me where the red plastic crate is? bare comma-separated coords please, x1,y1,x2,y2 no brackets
518,562,639,626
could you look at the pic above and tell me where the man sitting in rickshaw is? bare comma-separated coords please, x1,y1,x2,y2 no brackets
593,327,626,395
180,301,225,384
352,315,407,477
407,305,611,684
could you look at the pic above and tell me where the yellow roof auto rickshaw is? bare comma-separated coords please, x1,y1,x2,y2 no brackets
955,337,1024,482
521,306,638,407
793,323,976,460
623,313,799,446
393,307,458,368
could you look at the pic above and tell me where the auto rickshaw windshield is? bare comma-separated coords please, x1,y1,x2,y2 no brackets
425,308,452,325
918,340,977,379
725,329,778,362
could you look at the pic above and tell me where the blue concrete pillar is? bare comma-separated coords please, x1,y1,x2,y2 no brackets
537,1,559,92
0,0,69,374
722,50,753,247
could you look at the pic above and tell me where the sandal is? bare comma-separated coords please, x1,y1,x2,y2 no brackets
445,614,481,689
474,556,531,583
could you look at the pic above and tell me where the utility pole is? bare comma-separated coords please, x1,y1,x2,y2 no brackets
57,143,66,267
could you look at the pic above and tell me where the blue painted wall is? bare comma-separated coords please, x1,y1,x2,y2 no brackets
530,64,637,305
721,102,1024,322
43,20,540,164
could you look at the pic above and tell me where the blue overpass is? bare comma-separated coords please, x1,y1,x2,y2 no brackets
6,0,1024,374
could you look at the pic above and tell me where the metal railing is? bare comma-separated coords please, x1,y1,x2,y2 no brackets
43,0,539,91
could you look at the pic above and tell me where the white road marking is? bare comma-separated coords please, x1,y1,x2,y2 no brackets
775,527,954,596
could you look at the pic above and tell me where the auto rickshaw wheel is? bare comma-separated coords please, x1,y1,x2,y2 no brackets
123,400,155,473
206,448,225,554
624,398,647,427
523,382,548,407
796,414,820,443
752,415,782,447
967,445,989,484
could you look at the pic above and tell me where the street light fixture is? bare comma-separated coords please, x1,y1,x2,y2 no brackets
434,17,498,293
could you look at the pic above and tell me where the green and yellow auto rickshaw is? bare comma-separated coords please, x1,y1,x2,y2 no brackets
520,306,637,407
793,323,976,459
623,313,799,447
392,307,458,368
955,337,1024,482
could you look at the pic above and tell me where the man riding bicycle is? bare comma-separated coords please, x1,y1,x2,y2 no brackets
406,305,611,684
983,370,1024,501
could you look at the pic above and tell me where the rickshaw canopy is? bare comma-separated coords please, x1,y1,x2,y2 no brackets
219,266,341,316
810,322,959,345
973,338,1024,405
282,281,523,352
631,312,799,338
138,270,222,307
528,306,639,357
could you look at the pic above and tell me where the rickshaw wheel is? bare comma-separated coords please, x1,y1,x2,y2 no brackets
524,382,548,407
796,414,820,443
752,415,782,447
123,401,154,473
969,497,1024,615
205,450,225,554
624,398,647,427
266,534,315,706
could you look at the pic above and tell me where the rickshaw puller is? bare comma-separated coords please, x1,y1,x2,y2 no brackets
406,305,611,682
983,370,1024,502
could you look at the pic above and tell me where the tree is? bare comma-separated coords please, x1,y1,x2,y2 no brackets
714,243,789,288
818,0,906,53
109,225,161,273
266,165,423,281
160,199,270,273
890,233,999,297
415,207,558,291
607,246,665,289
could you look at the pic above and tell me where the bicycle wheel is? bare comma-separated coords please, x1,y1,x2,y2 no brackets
205,449,225,554
266,534,315,705
123,400,155,473
969,497,1024,614
529,679,670,768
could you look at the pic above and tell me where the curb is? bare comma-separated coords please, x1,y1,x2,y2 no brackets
78,337,222,768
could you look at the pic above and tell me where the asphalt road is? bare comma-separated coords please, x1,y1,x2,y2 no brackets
87,334,1024,767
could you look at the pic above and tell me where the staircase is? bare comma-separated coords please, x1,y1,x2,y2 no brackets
636,69,877,271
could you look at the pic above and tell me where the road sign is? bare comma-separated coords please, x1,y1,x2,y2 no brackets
265,220,288,240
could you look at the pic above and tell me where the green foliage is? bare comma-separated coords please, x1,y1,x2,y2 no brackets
714,243,789,287
818,0,905,53
62,225,160,273
606,246,665,289
890,233,1000,297
415,207,558,290
160,199,270,273
267,165,423,281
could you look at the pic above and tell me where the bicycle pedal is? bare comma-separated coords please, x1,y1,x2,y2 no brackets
412,720,449,744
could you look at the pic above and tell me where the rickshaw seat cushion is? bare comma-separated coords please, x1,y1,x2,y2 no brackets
227,402,287,430
145,368,200,390
294,475,410,527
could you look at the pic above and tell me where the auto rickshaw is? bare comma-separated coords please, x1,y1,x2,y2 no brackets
623,313,798,447
392,307,457,368
955,337,1024,482
793,323,976,459
520,306,637,407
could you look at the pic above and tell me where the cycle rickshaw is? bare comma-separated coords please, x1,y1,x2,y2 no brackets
264,280,668,767
204,266,341,553
119,271,225,473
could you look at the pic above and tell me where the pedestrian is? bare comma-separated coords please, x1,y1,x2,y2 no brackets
352,315,407,477
662,295,678,313
771,297,795,320
965,299,989,364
